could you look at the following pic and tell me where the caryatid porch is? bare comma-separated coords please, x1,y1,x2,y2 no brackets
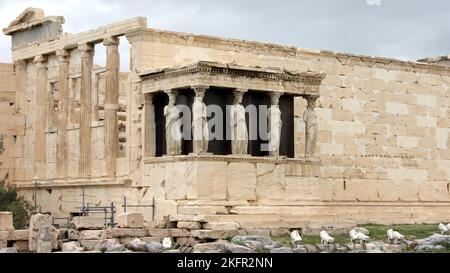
139,61,326,163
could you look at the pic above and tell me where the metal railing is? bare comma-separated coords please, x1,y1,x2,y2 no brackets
121,196,155,221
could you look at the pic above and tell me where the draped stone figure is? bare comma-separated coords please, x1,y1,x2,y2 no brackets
268,93,282,157
231,91,248,155
164,91,182,155
304,96,318,157
192,91,209,154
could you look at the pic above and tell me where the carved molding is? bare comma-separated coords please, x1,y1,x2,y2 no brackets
141,62,326,85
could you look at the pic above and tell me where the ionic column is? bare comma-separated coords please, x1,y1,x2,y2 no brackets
78,43,94,177
56,49,70,178
143,94,155,157
231,89,248,155
34,55,47,179
192,86,209,154
104,37,120,176
303,95,319,158
268,92,283,157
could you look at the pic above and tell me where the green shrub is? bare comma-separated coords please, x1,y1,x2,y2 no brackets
0,180,33,229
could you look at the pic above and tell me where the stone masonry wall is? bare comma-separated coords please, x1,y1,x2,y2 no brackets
124,30,450,227
0,63,16,183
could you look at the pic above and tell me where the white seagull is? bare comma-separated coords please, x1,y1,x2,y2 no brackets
290,230,303,248
350,228,370,245
320,230,335,246
438,223,449,235
387,229,405,244
447,223,450,231
162,237,172,249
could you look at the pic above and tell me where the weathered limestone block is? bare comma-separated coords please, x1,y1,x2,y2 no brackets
36,225,54,253
196,161,227,200
285,177,333,201
203,222,240,231
227,162,256,201
256,163,286,200
191,230,240,240
147,229,171,237
165,161,189,200
178,206,228,215
29,214,58,252
177,221,201,230
169,214,206,222
29,213,52,231
62,241,83,253
68,229,80,240
80,230,106,240
192,242,229,253
154,199,177,221
105,228,148,238
71,216,105,230
8,230,28,241
0,212,14,231
398,181,419,201
116,213,144,228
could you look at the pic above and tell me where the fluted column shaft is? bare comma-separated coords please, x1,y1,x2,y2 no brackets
104,37,120,176
78,44,94,177
143,94,155,157
56,49,70,178
34,55,47,179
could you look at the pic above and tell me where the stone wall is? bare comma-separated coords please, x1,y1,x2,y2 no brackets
124,29,450,226
0,63,16,183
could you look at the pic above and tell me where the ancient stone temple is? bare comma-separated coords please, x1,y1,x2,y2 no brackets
1,8,450,230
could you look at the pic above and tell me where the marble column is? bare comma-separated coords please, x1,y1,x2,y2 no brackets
304,95,319,158
268,92,283,157
78,43,94,177
34,55,47,179
231,89,248,155
56,49,70,178
164,90,182,156
104,37,120,176
192,86,209,154
143,94,155,157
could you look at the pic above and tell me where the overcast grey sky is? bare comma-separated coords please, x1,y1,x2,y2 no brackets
1,0,449,67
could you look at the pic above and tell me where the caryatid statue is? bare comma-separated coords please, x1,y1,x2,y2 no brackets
192,86,209,154
268,93,283,157
304,95,319,157
164,90,182,156
231,90,248,155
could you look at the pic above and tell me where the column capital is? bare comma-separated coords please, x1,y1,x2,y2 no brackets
305,95,319,109
56,49,70,63
33,55,47,66
14,59,27,66
269,92,283,105
233,88,248,94
103,36,120,46
191,85,209,97
78,43,94,57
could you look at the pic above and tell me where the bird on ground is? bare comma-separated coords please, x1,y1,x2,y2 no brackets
162,237,172,249
290,230,303,248
387,229,405,244
320,230,335,246
349,229,370,245
438,223,449,235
